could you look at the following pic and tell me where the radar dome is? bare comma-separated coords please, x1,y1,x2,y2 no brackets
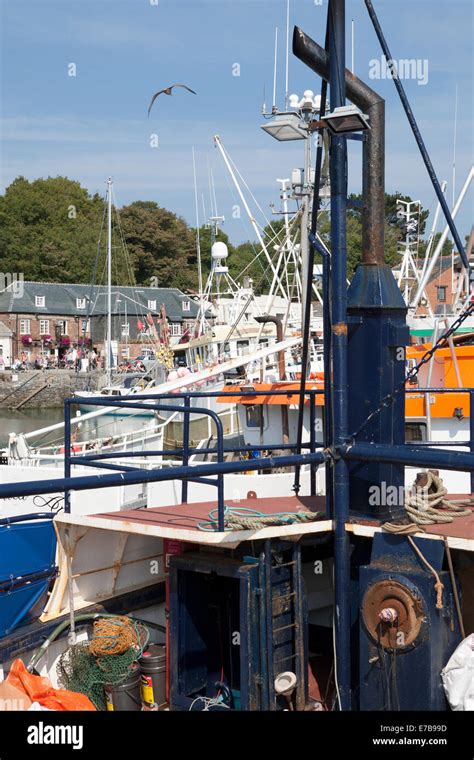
211,241,229,260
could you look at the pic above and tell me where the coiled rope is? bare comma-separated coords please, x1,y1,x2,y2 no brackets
382,472,474,610
403,471,473,526
197,505,323,532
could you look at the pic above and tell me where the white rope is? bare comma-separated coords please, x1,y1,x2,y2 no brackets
404,471,473,525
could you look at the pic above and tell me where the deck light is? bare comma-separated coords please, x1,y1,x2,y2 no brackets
320,105,370,134
261,113,308,141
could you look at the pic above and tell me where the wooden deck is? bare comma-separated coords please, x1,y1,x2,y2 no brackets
54,493,474,551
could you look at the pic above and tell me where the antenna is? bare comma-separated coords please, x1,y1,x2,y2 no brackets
452,85,458,293
273,26,278,110
452,85,458,211
285,0,290,110
351,19,355,74
207,156,215,217
210,167,218,219
192,147,203,301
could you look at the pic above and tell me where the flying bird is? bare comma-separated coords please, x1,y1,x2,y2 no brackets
147,84,197,116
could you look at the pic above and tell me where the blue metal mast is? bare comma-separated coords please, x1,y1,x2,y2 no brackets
327,0,352,711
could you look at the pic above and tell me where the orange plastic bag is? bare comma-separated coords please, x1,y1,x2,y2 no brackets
5,659,96,711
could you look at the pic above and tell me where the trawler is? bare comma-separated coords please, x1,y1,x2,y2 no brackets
0,1,472,719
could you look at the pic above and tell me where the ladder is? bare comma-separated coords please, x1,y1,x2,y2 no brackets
263,539,307,710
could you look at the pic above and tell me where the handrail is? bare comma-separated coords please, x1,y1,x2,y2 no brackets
64,396,227,530
1,373,39,405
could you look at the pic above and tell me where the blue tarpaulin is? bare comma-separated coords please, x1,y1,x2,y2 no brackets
0,515,57,637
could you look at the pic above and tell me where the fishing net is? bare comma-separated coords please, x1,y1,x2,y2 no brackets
57,616,149,710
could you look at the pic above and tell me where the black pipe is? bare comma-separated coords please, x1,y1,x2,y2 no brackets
254,315,285,380
293,25,385,265
364,0,470,273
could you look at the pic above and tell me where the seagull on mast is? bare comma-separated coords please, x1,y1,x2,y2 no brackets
147,84,197,116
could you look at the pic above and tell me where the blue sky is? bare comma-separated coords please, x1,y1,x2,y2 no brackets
0,0,472,247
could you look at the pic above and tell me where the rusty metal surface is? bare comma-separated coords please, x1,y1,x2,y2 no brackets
362,579,424,648
293,26,385,265
95,495,327,532
349,495,474,541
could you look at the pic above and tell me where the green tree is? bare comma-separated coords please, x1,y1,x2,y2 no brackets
0,176,104,282
0,178,202,289
119,201,197,290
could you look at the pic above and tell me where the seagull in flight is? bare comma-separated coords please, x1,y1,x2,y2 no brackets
147,84,197,116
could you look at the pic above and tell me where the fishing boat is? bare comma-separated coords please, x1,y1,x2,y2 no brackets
0,2,472,722
75,376,160,417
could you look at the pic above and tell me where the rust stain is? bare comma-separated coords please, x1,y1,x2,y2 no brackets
332,322,348,336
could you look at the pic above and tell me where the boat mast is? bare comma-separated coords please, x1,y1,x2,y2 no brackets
213,135,288,300
107,177,113,383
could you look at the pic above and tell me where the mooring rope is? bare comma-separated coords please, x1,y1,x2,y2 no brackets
406,536,444,609
381,472,474,609
403,471,473,526
197,506,323,532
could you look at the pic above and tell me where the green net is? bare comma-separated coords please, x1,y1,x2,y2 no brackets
57,617,149,710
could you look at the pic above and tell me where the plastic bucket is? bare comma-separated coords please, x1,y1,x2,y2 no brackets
139,644,166,707
104,663,142,711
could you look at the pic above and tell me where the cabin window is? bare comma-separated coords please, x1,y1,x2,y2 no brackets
237,340,250,356
245,404,265,429
148,300,157,311
437,286,447,303
405,422,427,443
182,300,191,312
76,298,86,309
35,295,45,308
39,319,49,335
20,319,31,335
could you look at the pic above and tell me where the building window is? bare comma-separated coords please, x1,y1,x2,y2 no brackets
81,319,89,333
121,323,130,337
169,323,182,337
245,405,265,429
76,298,86,309
56,320,68,336
405,422,427,443
437,286,447,303
19,319,31,335
182,300,191,312
35,295,45,308
39,319,50,335
148,300,156,311
237,340,250,356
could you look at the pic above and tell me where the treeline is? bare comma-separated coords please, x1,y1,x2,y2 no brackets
0,176,452,292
